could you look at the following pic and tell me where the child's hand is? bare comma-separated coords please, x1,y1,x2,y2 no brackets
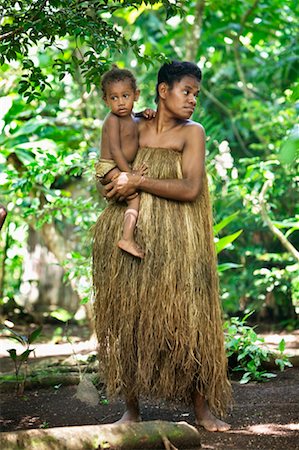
142,108,156,119
132,162,148,176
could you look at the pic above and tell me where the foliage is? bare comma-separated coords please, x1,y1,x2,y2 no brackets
224,313,292,384
0,0,180,97
4,325,42,394
0,0,298,324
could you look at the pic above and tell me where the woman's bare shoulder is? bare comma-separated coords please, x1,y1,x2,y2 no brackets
183,119,205,132
180,120,205,143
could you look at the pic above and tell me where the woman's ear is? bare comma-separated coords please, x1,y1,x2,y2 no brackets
158,82,168,100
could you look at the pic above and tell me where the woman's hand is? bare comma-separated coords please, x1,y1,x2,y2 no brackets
132,162,148,176
104,172,142,201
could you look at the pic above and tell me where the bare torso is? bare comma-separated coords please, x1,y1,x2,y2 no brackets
138,116,195,153
101,113,139,163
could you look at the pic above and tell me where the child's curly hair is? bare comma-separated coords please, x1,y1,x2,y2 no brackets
101,65,137,98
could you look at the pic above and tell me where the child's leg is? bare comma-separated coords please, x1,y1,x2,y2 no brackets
117,195,144,259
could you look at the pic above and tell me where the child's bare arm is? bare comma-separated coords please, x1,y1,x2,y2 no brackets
105,114,131,172
0,204,7,231
134,108,156,119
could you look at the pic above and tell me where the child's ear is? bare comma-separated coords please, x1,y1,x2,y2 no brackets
134,89,140,101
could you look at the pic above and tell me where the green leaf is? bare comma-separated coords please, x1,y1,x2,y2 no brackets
14,148,36,164
214,212,240,234
218,263,243,272
19,349,34,362
279,137,299,165
28,327,42,344
7,349,17,360
5,327,27,345
239,372,251,384
278,338,286,353
215,230,243,254
50,308,73,323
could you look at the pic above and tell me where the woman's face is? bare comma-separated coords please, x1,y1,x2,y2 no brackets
162,75,200,120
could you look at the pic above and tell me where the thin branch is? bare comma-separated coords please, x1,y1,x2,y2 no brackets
0,0,48,42
240,0,260,31
233,38,253,99
185,0,205,61
259,180,299,261
0,27,23,41
201,85,253,156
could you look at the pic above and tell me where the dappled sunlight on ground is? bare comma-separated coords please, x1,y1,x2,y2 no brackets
0,336,97,359
230,422,299,435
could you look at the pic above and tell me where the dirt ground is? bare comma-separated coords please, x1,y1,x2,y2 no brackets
0,328,299,450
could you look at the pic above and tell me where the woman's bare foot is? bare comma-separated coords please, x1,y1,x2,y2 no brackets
195,410,230,432
193,392,230,432
115,396,141,424
115,409,141,424
118,239,144,258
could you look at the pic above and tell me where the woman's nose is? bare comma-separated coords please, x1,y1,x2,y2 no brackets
189,95,196,105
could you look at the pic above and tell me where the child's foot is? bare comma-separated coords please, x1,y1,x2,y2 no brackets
118,239,144,258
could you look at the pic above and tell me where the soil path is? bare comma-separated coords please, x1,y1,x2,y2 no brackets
1,369,298,449
0,329,298,449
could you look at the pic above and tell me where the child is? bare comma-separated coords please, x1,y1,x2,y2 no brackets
95,66,154,258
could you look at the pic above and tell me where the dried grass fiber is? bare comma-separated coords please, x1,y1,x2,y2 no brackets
93,147,232,417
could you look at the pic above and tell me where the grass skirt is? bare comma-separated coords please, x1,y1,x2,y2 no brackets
92,147,232,416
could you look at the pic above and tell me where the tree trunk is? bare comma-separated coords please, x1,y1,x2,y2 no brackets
18,227,80,315
0,421,201,450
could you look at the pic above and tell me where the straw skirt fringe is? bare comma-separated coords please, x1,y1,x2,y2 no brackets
92,147,232,417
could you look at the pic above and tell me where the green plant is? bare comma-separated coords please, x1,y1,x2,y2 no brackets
224,312,292,384
5,326,42,394
274,338,293,372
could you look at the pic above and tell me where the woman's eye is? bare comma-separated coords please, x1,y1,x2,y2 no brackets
183,90,189,95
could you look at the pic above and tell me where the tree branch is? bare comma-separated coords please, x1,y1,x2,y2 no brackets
0,27,23,41
240,0,260,31
259,180,299,261
0,0,48,42
201,85,253,156
185,0,205,61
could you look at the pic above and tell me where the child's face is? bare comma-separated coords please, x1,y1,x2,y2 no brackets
104,79,139,117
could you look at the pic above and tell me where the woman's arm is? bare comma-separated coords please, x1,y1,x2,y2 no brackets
105,124,206,202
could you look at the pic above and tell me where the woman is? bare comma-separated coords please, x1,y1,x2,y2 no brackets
93,60,232,431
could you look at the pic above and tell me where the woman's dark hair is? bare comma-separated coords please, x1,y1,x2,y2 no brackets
155,60,202,103
101,65,137,98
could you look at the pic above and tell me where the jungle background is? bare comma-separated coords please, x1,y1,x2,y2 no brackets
0,0,298,330
0,1,299,448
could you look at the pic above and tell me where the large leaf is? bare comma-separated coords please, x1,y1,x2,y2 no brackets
215,230,243,254
218,263,243,272
213,212,239,234
28,327,42,344
5,327,27,345
14,148,36,164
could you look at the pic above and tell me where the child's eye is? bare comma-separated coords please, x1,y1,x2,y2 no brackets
110,96,117,100
123,94,129,98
